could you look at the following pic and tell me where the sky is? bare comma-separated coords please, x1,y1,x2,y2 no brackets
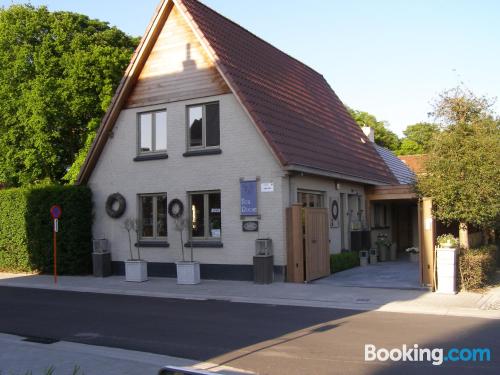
1,0,499,136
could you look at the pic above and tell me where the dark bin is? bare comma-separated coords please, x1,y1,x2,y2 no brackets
253,255,273,284
92,252,111,277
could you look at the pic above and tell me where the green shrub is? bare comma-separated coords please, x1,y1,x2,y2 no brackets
0,185,92,274
458,245,496,291
330,252,360,273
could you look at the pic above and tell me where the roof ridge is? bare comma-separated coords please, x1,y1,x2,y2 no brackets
178,0,325,80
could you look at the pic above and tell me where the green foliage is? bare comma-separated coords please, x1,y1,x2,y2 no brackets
436,233,458,248
459,245,496,291
397,122,440,155
417,88,500,229
0,185,92,274
0,5,139,186
330,252,360,274
347,108,400,151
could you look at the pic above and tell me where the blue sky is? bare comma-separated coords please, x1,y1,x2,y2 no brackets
1,0,499,135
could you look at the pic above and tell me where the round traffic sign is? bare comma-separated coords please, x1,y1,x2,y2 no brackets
50,205,62,219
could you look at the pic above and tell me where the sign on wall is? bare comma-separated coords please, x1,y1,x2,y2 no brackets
240,180,257,216
261,182,274,192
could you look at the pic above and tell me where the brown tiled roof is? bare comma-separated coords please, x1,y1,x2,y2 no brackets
398,155,428,175
178,0,396,184
77,0,397,185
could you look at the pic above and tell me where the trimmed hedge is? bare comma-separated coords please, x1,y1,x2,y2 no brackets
459,245,496,291
330,252,360,274
0,185,92,274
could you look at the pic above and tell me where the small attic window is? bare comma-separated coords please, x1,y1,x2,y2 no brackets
138,110,167,155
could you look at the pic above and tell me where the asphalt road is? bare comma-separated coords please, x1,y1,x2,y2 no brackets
1,286,499,375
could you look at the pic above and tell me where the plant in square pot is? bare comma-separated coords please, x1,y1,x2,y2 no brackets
170,199,200,285
405,247,420,263
123,218,148,282
375,233,391,262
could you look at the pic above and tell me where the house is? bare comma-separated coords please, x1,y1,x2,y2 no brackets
78,0,434,284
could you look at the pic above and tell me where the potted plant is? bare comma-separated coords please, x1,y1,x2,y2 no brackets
375,234,391,262
175,217,200,285
437,234,458,249
123,218,148,282
405,247,419,263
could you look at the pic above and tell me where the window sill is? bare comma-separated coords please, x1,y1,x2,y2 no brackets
134,153,168,162
135,241,170,248
183,149,222,157
185,241,223,248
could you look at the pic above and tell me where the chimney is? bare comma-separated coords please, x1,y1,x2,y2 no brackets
362,126,375,142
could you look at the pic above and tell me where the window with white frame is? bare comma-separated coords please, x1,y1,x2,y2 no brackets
187,102,220,150
138,110,167,154
297,190,325,208
138,194,168,240
189,191,221,240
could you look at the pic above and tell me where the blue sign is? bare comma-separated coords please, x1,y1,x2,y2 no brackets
240,180,257,216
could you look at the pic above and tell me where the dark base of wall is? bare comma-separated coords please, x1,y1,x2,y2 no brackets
111,261,286,281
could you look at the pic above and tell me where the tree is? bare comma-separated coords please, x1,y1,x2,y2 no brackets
417,87,500,248
0,5,139,186
397,122,440,155
347,108,400,151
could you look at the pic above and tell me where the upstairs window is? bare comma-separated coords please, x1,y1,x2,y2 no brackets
187,102,220,150
138,110,167,154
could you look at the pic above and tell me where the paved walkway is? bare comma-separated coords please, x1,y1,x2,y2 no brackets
0,333,248,375
314,261,422,289
1,272,498,319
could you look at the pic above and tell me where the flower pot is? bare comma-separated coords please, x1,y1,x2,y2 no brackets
390,243,397,261
176,261,200,285
125,260,148,282
378,245,388,262
369,249,378,264
409,253,419,263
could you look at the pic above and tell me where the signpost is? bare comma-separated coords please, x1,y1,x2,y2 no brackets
50,205,62,284
240,180,257,216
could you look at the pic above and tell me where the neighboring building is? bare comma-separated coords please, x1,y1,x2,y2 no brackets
78,0,436,283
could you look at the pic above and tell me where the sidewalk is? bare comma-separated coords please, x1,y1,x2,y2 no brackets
0,333,249,375
0,272,499,319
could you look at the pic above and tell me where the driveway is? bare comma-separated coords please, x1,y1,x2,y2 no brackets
314,261,424,290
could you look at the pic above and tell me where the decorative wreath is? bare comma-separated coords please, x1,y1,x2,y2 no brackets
105,193,126,218
168,198,184,218
331,199,339,221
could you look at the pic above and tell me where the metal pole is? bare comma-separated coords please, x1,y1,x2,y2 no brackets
53,219,57,284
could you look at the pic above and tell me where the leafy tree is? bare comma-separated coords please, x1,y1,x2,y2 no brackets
0,5,139,186
397,122,440,155
417,87,500,248
347,108,400,151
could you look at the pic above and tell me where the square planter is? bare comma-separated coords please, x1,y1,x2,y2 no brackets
369,249,378,264
409,253,419,263
125,260,148,282
176,261,200,285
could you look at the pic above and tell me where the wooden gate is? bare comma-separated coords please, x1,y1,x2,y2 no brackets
287,204,330,282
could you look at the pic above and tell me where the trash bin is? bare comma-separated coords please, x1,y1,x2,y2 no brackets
436,246,457,294
92,239,111,277
254,238,273,284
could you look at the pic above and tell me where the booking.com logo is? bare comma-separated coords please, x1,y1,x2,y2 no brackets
365,344,491,366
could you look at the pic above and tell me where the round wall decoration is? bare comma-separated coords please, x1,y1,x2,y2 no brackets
168,198,184,218
105,193,126,218
331,199,339,221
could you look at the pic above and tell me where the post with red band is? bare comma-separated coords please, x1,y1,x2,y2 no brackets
50,205,62,284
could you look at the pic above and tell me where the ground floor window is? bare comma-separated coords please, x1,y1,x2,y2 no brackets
189,191,221,240
138,193,167,240
298,190,325,208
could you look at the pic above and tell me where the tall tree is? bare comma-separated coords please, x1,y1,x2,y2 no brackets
0,5,139,186
397,122,440,155
347,108,400,151
417,87,500,248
